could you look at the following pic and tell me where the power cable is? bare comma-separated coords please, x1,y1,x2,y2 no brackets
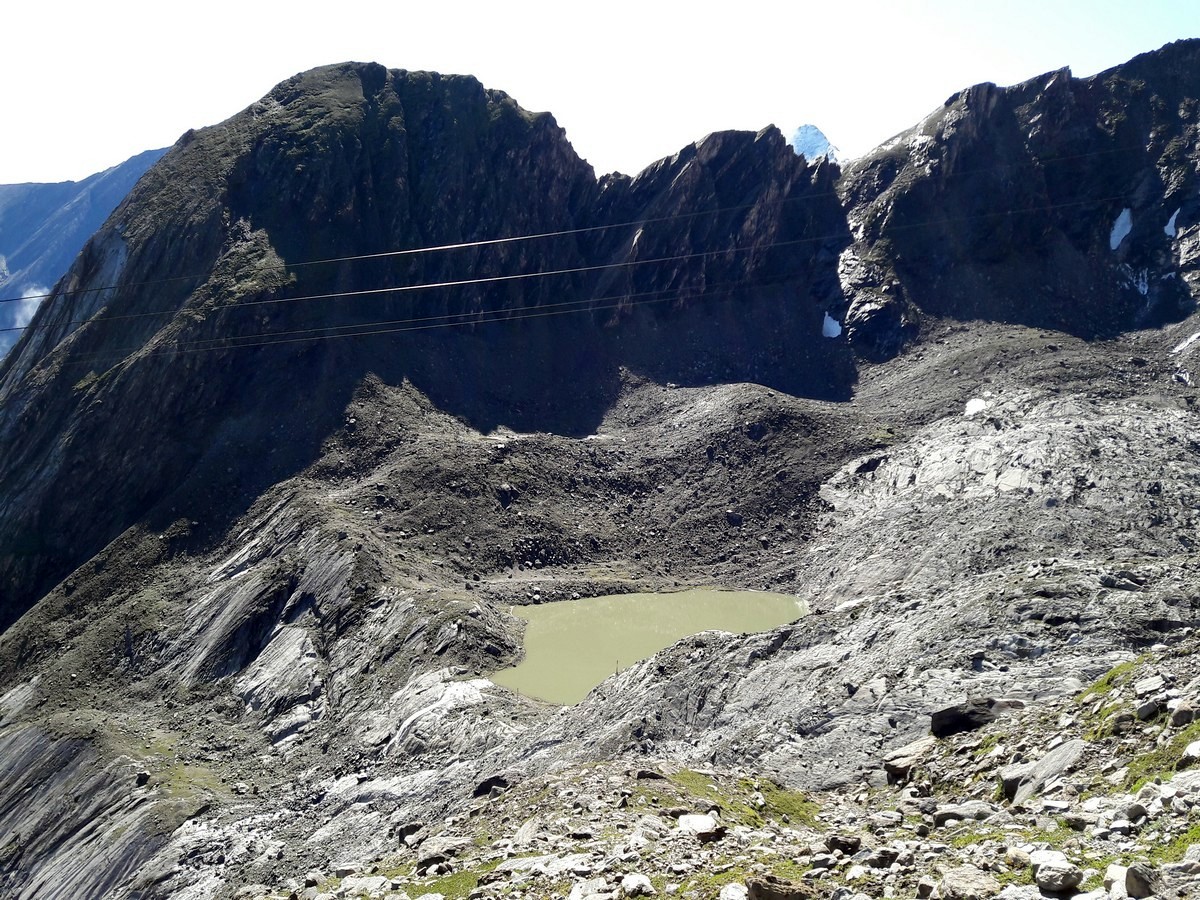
0,139,1150,309
5,186,1136,350
57,277,789,370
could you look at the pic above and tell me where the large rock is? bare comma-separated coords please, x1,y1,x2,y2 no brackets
747,874,816,899
938,865,1002,900
1104,864,1128,892
933,800,999,826
883,735,937,782
930,700,999,737
1030,850,1083,893
620,873,656,897
1170,698,1199,727
1183,740,1200,766
1124,862,1165,898
571,877,614,900
1134,674,1166,698
677,813,725,843
1000,739,1085,804
825,833,862,854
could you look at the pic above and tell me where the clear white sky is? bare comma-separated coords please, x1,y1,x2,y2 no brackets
4,0,1198,184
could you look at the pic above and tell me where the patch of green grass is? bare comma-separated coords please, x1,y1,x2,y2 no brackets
1148,821,1200,865
386,858,502,900
949,820,1075,859
995,866,1035,887
868,427,899,447
422,869,482,899
947,826,1003,849
663,770,820,828
1076,656,1145,703
1019,820,1077,851
668,770,759,825
679,864,750,899
754,859,812,883
755,780,820,827
1125,721,1200,791
973,733,1001,758
680,859,813,900
1083,700,1128,741
1078,853,1125,892
160,761,227,802
73,371,100,392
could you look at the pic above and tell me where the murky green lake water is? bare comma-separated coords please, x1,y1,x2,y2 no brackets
491,588,807,705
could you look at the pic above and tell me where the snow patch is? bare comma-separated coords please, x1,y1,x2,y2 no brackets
1110,208,1132,250
822,312,842,338
1172,331,1200,354
1165,208,1181,237
1117,265,1150,296
964,398,990,417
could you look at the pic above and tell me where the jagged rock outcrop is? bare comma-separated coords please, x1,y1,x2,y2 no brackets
837,38,1200,356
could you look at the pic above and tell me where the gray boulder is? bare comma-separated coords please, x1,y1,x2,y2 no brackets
930,700,999,737
1125,862,1165,898
1030,850,1083,893
938,865,1002,899
1000,739,1085,804
933,800,999,826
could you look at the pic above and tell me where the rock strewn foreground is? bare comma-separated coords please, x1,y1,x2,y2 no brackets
238,635,1200,900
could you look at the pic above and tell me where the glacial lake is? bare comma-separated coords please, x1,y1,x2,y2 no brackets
491,589,807,705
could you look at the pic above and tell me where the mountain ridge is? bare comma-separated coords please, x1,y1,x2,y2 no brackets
0,45,1199,899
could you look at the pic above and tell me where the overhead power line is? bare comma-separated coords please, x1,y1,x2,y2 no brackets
0,139,1145,310
36,180,1152,374
4,185,1138,349
56,275,795,371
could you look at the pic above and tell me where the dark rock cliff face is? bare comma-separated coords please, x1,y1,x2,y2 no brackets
837,39,1200,356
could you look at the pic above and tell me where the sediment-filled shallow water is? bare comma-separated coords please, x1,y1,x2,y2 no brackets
491,588,807,704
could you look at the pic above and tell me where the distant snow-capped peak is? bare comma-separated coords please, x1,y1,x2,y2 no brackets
789,124,839,163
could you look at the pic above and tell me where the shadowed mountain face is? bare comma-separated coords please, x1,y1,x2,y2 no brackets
1,46,1200,900
836,39,1200,355
0,62,852,627
0,149,166,357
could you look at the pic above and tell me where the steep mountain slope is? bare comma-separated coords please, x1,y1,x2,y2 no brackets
0,148,166,356
836,40,1200,356
0,44,1199,900
0,62,850,633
